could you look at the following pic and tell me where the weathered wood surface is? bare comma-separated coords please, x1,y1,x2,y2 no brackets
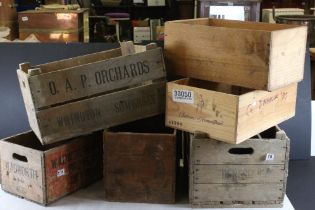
0,131,103,205
166,78,297,144
189,127,289,208
165,18,307,90
27,81,166,145
191,138,287,165
104,127,176,203
44,132,102,204
0,132,45,204
18,47,165,109
192,183,284,203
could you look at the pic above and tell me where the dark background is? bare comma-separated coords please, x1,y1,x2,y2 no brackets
0,43,311,160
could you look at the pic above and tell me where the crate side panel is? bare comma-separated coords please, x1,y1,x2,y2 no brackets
237,83,297,143
37,81,166,144
29,48,166,108
103,132,176,203
0,141,45,204
166,81,238,144
165,21,271,89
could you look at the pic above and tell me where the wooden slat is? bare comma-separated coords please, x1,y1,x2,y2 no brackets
33,81,166,144
34,48,122,73
164,18,307,90
193,165,285,184
192,138,287,165
192,183,284,203
25,47,165,109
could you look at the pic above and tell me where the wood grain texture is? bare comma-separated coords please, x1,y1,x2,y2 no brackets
0,131,102,205
164,18,307,90
189,127,289,208
237,83,297,143
0,132,45,204
166,78,238,144
103,129,176,203
44,132,102,204
24,47,165,109
33,81,166,144
165,78,297,144
193,165,285,184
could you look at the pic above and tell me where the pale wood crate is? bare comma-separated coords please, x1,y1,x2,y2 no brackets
17,43,166,145
164,18,307,91
189,126,290,208
166,78,297,144
103,116,177,204
0,131,103,205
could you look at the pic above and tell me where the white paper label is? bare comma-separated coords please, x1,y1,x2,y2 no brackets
22,16,28,22
57,168,65,177
265,153,275,161
172,89,194,104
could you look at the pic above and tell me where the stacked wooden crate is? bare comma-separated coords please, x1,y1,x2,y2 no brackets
164,18,307,208
0,43,168,205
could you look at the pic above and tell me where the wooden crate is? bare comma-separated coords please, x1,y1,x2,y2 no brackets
103,116,177,204
166,78,297,144
17,43,166,145
164,18,307,91
0,0,18,40
18,9,89,42
189,126,290,208
0,131,103,205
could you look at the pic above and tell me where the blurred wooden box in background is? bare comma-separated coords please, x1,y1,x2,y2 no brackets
0,0,18,40
18,9,89,42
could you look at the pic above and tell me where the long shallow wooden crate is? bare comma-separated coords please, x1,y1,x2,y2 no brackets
0,131,103,205
189,126,289,208
164,18,307,90
166,78,297,144
104,116,177,204
17,44,166,144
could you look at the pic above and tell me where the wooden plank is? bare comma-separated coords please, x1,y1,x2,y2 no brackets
192,183,284,203
34,48,122,73
16,70,42,138
0,132,45,204
104,130,176,203
192,138,287,165
269,27,307,90
165,78,238,144
44,132,102,203
237,83,297,143
193,165,285,184
164,18,307,90
33,81,166,144
26,47,165,109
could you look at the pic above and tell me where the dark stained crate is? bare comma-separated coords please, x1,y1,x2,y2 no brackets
103,116,177,204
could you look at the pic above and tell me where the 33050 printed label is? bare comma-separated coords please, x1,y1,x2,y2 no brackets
172,89,194,104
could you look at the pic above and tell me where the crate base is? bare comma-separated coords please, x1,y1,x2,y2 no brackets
191,202,283,208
